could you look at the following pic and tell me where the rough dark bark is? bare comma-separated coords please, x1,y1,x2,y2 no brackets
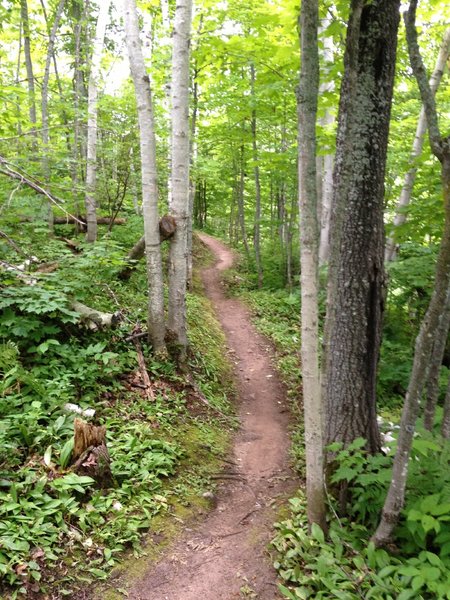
373,0,450,547
323,0,400,455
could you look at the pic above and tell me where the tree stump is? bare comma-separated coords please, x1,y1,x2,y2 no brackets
72,418,113,488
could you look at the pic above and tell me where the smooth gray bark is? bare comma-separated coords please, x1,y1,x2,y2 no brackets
423,283,450,430
373,0,450,546
297,0,326,530
41,0,66,230
237,144,250,257
167,0,193,363
385,28,450,262
20,0,37,150
323,0,400,456
85,0,111,243
123,0,166,354
70,0,87,229
317,18,335,266
250,63,263,289
442,376,450,439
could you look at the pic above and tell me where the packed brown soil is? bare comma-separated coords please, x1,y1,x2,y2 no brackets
128,233,296,600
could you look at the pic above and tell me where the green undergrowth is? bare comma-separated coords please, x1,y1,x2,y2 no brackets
223,254,450,599
0,221,235,598
273,434,450,599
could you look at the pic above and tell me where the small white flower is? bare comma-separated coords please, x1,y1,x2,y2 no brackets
112,501,123,512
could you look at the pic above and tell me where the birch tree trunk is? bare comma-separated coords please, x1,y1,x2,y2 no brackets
297,0,326,530
167,0,193,364
71,0,88,230
85,0,110,243
41,0,66,230
373,0,450,546
385,28,450,263
20,0,37,151
123,0,166,355
317,19,335,266
323,0,400,458
250,63,263,289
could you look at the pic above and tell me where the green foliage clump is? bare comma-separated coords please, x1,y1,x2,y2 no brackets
274,436,450,600
0,227,234,598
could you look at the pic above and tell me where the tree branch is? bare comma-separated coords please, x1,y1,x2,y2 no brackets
404,0,443,161
0,155,84,224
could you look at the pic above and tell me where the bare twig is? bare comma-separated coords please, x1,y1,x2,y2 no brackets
131,326,155,401
0,155,84,224
0,231,29,258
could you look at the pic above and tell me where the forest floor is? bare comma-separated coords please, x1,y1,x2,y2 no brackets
125,234,296,599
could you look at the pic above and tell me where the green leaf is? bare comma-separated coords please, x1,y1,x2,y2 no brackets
44,445,52,467
310,523,325,544
59,438,74,468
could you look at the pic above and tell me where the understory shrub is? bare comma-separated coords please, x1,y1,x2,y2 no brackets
274,436,450,599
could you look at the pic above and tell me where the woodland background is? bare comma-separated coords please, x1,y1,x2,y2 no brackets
0,0,450,598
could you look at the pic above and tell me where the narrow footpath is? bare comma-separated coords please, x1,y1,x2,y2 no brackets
129,233,295,600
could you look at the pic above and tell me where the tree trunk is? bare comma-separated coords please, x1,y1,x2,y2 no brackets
117,216,176,280
373,0,450,547
70,0,88,231
167,0,193,364
297,0,326,530
317,18,335,266
442,376,450,439
250,63,263,289
423,283,450,430
20,0,38,152
123,0,166,355
85,0,111,243
237,144,250,258
385,28,450,262
41,0,66,231
323,0,400,456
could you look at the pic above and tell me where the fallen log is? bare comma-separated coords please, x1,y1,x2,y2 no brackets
70,300,122,330
53,216,127,226
118,214,176,280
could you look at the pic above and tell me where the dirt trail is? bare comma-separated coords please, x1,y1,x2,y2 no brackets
129,234,295,600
